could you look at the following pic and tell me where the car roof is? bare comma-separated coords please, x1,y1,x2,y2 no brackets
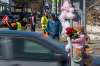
0,30,66,53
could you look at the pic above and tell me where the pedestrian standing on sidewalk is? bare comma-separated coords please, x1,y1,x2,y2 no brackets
29,13,36,32
41,12,48,34
21,18,27,31
25,17,32,32
6,18,21,31
16,19,22,31
46,14,62,40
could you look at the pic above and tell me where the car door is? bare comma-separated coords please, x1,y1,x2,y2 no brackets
0,36,64,66
0,37,12,66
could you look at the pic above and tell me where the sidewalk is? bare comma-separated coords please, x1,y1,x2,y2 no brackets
87,25,100,49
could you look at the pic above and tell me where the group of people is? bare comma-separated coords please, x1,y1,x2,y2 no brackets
41,12,62,40
3,14,36,32
3,18,22,30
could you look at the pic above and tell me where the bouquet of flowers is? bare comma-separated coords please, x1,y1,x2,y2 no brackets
66,27,83,62
66,27,79,39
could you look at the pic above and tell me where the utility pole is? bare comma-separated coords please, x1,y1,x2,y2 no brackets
83,0,86,33
80,0,86,33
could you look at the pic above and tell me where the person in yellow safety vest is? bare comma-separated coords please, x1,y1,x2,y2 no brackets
16,22,21,30
7,19,21,30
41,12,48,33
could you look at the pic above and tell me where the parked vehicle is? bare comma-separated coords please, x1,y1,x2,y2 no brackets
0,30,68,66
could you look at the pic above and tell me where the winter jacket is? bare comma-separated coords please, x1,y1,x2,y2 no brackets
41,16,48,31
46,19,62,37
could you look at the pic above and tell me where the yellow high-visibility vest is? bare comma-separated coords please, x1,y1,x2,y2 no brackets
41,16,48,31
16,22,21,30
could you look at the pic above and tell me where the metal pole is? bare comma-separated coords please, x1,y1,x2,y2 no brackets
70,0,84,66
83,0,87,33
80,10,83,25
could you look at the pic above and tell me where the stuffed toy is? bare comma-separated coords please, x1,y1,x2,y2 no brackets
59,0,75,35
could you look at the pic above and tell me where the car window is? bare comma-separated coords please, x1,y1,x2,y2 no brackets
11,38,52,54
11,37,56,60
24,40,51,53
0,36,56,60
0,37,12,56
